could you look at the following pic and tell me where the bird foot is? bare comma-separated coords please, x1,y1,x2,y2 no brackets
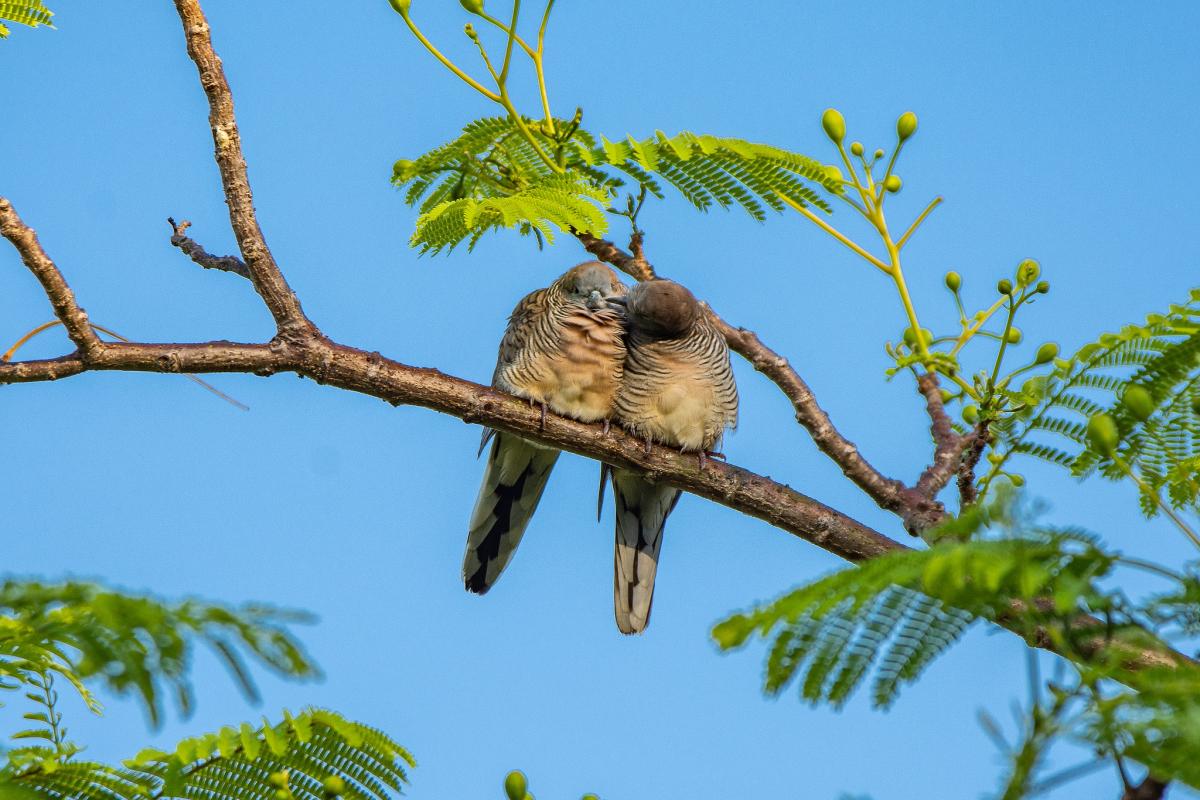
601,419,611,436
539,401,548,431
644,435,653,455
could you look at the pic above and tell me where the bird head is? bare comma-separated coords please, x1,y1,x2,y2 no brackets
556,261,628,311
622,279,701,338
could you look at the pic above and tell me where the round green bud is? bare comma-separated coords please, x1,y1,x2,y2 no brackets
944,271,962,292
896,111,918,141
902,327,917,346
1016,258,1041,286
821,108,846,144
1034,342,1059,364
582,796,600,800
268,773,288,789
505,771,528,800
850,141,864,157
1087,413,1120,456
274,791,290,800
874,148,885,159
962,404,979,423
463,22,478,39
1036,280,1050,294
884,175,902,193
1007,473,1025,487
997,279,1013,295
388,0,412,15
939,389,954,403
323,777,346,796
823,165,844,183
1122,385,1155,422
459,0,485,13
392,159,416,180
1005,327,1022,344
987,452,1003,464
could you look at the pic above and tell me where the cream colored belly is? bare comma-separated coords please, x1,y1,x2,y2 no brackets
648,382,712,451
526,359,618,422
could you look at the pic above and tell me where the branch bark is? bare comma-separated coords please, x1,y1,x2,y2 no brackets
168,217,250,278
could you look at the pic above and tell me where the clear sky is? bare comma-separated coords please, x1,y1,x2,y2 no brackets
2,2,1199,799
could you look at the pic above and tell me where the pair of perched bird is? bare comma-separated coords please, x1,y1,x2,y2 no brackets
462,261,739,634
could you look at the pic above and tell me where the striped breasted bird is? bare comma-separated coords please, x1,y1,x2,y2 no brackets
463,262,628,594
607,279,738,634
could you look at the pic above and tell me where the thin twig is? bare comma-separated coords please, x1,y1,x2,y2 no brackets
167,218,250,278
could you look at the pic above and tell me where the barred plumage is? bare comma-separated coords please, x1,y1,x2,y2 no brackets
609,279,738,634
463,262,627,594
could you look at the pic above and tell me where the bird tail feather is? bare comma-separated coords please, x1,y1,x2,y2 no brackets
612,469,680,634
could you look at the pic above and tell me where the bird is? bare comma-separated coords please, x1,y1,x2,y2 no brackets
463,261,628,595
607,278,738,634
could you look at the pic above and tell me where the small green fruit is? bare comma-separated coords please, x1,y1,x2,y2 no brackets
1016,259,1041,286
944,271,962,292
388,0,412,15
1005,327,1022,344
997,279,1013,295
459,0,484,13
821,108,846,144
874,148,885,159
963,404,979,423
1122,385,1155,421
823,164,844,182
940,389,954,403
323,776,346,796
884,175,902,193
505,771,528,800
1036,281,1050,294
850,141,864,156
896,111,918,141
1087,413,1120,455
1034,342,1059,364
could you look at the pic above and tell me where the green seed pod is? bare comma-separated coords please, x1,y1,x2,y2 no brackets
505,772,528,800
896,111,918,141
884,175,902,193
1036,280,1050,294
944,271,962,292
1007,473,1025,487
850,141,864,157
823,165,844,183
821,108,846,144
963,404,979,423
997,279,1013,295
1087,413,1120,455
1016,259,1040,286
1035,342,1059,364
1122,385,1155,421
459,0,484,13
874,148,885,159
1005,327,1022,344
323,777,346,796
388,0,412,15
268,773,289,789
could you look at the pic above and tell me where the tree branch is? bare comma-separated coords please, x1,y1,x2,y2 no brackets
167,217,250,278
171,0,312,335
914,372,968,496
0,198,102,358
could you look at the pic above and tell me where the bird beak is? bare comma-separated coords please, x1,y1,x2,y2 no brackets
586,289,605,310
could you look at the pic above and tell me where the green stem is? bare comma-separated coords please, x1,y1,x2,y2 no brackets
535,0,555,126
1115,456,1200,550
498,0,520,84
896,196,943,249
399,12,500,101
988,299,1017,392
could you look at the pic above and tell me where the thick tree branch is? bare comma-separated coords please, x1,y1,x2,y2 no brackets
0,198,102,358
171,0,312,335
167,217,250,278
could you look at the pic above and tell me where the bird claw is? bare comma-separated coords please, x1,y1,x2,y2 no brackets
601,419,611,436
644,435,653,455
539,402,548,431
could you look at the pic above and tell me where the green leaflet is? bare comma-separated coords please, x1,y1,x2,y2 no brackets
2,708,415,800
392,116,838,254
991,289,1200,517
0,1,54,37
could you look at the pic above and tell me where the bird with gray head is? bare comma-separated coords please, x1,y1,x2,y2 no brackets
605,278,738,634
463,262,628,595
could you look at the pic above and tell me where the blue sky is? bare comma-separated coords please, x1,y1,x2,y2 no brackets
2,2,1199,798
